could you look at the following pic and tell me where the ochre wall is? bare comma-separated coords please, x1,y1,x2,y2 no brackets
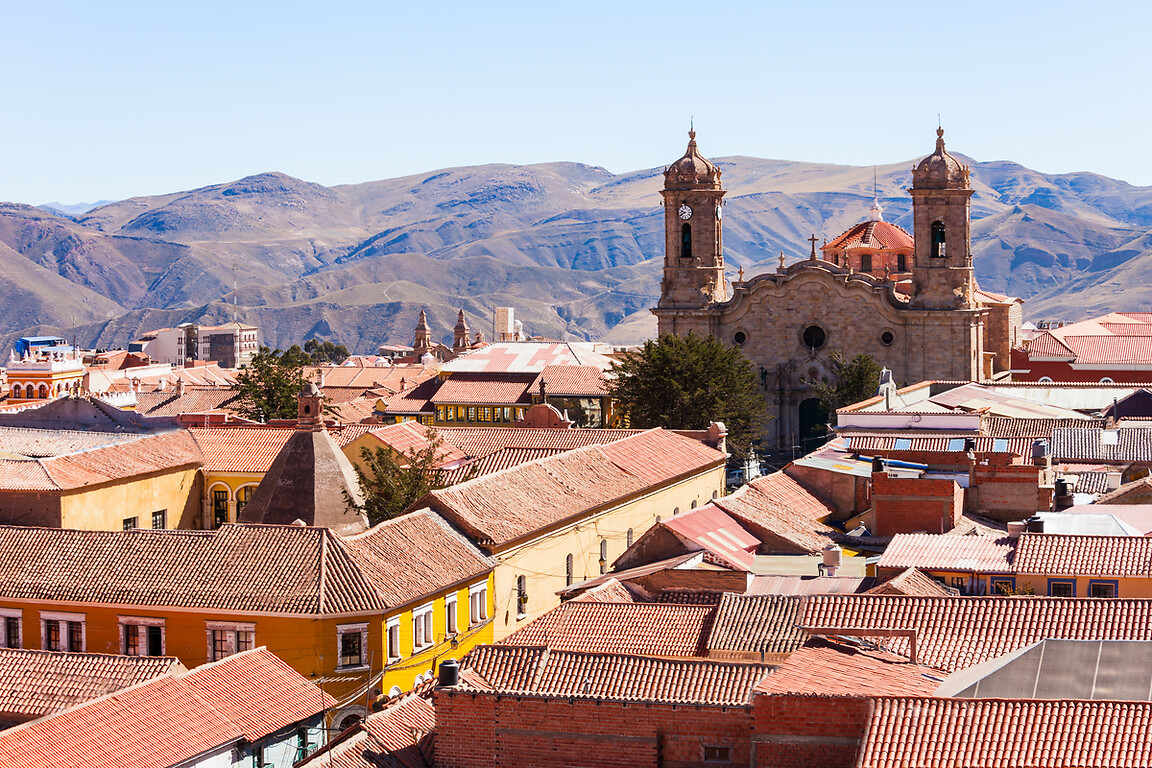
59,467,202,530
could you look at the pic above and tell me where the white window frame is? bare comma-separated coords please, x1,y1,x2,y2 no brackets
0,609,21,649
41,611,85,653
386,616,401,662
205,621,255,661
118,616,166,657
336,623,369,670
412,602,435,651
469,581,488,625
445,592,458,636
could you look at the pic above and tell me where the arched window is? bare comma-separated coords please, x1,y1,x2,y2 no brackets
565,554,573,587
10,384,20,398
235,485,256,517
38,384,48,399
626,528,634,547
1100,377,1115,384
861,253,872,273
691,500,698,509
1038,377,1054,384
681,223,692,260
516,575,528,616
931,221,946,258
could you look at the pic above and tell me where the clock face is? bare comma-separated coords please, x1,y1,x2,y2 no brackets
678,204,693,220
716,205,723,220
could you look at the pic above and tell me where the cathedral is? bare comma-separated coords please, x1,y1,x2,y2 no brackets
652,129,1023,455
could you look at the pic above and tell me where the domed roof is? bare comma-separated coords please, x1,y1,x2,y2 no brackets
913,128,969,188
664,130,722,190
824,219,913,251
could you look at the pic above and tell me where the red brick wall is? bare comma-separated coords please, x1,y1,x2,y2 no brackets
434,688,754,768
871,472,962,536
751,694,872,768
969,463,1049,521
631,568,748,595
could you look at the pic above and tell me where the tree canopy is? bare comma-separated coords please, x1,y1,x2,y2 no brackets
607,332,768,458
345,429,470,525
808,351,884,413
279,339,351,367
234,346,308,422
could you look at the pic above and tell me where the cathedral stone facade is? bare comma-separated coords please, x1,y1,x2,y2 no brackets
653,129,1022,455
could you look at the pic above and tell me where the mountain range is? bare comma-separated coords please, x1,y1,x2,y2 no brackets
3,152,1152,354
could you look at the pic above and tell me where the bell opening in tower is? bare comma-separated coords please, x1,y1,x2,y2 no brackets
681,223,692,260
931,221,946,258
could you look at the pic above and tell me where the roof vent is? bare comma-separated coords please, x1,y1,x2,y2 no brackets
1025,515,1045,534
1007,521,1027,539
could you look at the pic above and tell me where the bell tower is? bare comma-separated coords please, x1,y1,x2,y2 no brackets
910,128,975,309
657,129,726,310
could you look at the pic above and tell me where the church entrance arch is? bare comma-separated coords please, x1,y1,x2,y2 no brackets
798,398,830,455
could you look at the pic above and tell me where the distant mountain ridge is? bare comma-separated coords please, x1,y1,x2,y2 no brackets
3,153,1151,353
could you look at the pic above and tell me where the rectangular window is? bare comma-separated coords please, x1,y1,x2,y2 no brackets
413,603,434,650
446,594,458,635
703,745,732,762
993,438,1010,453
41,612,84,653
469,581,488,625
861,253,872,273
437,405,446,421
1090,581,1117,598
516,575,528,617
947,437,966,452
990,578,1015,595
387,617,401,661
1049,580,1075,598
152,509,166,529
897,253,907,272
337,623,368,668
1,612,20,649
893,438,912,450
467,407,476,422
120,617,165,656
122,517,138,530
213,489,229,528
206,622,256,661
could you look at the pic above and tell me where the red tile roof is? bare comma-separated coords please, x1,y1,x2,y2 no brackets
713,472,838,554
381,377,439,415
529,365,609,397
706,594,808,657
1014,532,1152,577
438,427,643,457
824,220,913,251
0,649,180,720
982,416,1104,438
0,430,202,491
0,648,333,768
661,505,759,570
753,637,944,696
189,423,372,474
342,509,494,608
460,645,772,706
361,421,470,466
877,534,1014,574
567,577,640,603
864,568,956,597
499,601,715,657
0,524,388,614
800,594,1152,672
0,427,136,458
440,342,615,375
298,693,435,768
424,429,724,547
431,373,533,405
135,386,243,417
310,364,435,393
846,434,1035,455
859,697,1152,768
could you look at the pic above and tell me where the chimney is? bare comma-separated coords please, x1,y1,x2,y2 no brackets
1025,515,1045,534
438,658,460,687
1053,478,1073,511
822,543,843,576
1007,520,1027,539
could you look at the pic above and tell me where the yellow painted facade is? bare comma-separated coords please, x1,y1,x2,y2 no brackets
487,464,725,639
59,467,202,530
202,471,263,528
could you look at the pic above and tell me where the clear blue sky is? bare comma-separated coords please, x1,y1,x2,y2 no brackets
3,0,1149,204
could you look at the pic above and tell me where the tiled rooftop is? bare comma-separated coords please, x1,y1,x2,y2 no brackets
0,427,136,458
430,374,533,405
1014,533,1152,577
982,415,1103,438
0,648,333,768
753,637,944,697
424,429,724,547
823,220,913,251
528,365,609,397
440,342,615,375
460,645,772,706
660,505,759,570
706,594,808,656
135,387,242,417
859,697,1152,768
877,534,1015,574
298,693,434,768
0,649,180,720
864,568,956,597
499,601,715,657
713,472,838,554
801,594,1152,672
1051,426,1152,462
0,524,387,614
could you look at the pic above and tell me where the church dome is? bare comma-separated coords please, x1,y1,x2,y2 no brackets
664,130,722,190
824,219,913,251
913,128,968,188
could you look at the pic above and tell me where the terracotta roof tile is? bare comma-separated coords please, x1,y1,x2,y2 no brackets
309,364,435,393
877,534,1014,574
1096,476,1152,504
0,649,180,720
800,594,1152,672
0,427,136,458
431,374,533,406
440,342,614,375
436,427,643,457
982,416,1104,438
567,578,640,603
135,386,243,417
824,220,913,251
189,425,295,473
342,509,494,608
425,430,724,547
529,365,609,397
1014,532,1152,577
713,472,838,554
847,434,1035,455
659,505,759,570
865,568,956,597
0,648,332,768
381,377,439,415
0,524,386,614
859,697,1152,768
753,637,944,696
461,645,772,706
706,594,808,656
298,694,435,768
499,601,715,657
438,448,564,484
1051,426,1152,462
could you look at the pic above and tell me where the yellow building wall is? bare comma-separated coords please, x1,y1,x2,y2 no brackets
488,465,725,639
1014,574,1149,598
378,573,496,696
0,600,382,704
203,471,264,526
58,467,202,531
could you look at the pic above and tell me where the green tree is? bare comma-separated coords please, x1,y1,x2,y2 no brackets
304,338,351,364
808,351,884,413
234,346,308,422
607,332,769,458
345,429,470,524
